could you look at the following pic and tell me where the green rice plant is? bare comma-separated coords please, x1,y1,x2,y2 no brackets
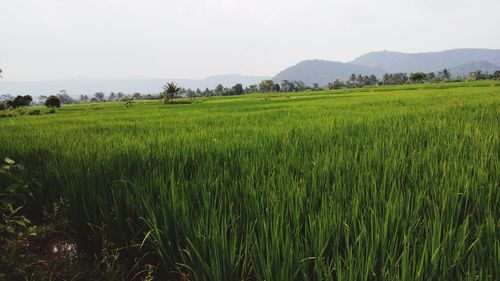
0,81,498,280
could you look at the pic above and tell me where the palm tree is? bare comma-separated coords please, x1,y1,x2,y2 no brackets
440,68,450,82
162,82,180,104
349,73,356,84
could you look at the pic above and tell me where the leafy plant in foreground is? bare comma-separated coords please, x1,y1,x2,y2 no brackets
125,95,135,108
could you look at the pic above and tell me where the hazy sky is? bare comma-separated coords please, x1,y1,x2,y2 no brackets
1,0,499,81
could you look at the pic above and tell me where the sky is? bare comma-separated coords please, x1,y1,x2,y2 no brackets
1,0,499,81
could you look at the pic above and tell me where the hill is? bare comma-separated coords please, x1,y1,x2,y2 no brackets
273,60,385,86
448,61,500,77
351,48,500,73
273,48,500,85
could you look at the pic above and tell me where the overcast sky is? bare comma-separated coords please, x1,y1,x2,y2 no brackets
1,0,499,81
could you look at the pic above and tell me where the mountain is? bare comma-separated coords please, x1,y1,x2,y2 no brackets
273,60,385,86
273,48,500,86
350,48,500,73
3,49,499,96
0,74,270,97
448,61,500,77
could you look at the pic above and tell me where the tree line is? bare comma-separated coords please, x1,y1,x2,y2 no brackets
327,69,500,89
1,69,499,109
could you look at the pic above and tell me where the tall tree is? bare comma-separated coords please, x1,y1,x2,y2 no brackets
328,79,345,89
281,80,295,92
410,72,426,83
162,82,180,104
443,69,450,81
259,80,275,92
356,74,364,86
232,83,244,95
425,72,436,82
79,95,89,103
203,88,212,97
272,83,281,92
438,68,451,82
117,92,125,101
57,89,76,104
293,81,306,91
94,92,105,102
247,85,258,93
186,89,197,98
392,73,409,84
349,74,357,84
132,92,142,100
382,73,391,85
493,70,500,80
215,84,224,96
44,95,61,112
467,70,486,81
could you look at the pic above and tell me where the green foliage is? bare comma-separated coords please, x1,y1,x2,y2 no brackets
0,107,43,118
232,83,243,95
494,70,500,79
410,72,427,83
0,157,42,278
383,73,409,85
94,92,105,102
215,84,224,95
162,82,180,104
45,95,61,113
0,81,498,280
438,68,451,82
328,78,345,89
124,95,135,108
0,158,141,280
28,109,41,115
259,79,275,92
6,95,33,108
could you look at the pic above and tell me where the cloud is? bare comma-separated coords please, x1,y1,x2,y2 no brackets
0,0,499,80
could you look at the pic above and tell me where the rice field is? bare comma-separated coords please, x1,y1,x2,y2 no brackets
1,81,499,280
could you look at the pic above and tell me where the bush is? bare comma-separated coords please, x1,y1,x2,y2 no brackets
28,109,41,115
0,107,35,118
0,158,43,272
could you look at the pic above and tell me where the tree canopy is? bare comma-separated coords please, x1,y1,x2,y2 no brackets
162,82,181,104
44,95,61,112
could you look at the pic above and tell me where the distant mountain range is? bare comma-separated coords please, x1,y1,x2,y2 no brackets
1,48,499,96
274,48,500,86
273,60,385,86
0,74,270,97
